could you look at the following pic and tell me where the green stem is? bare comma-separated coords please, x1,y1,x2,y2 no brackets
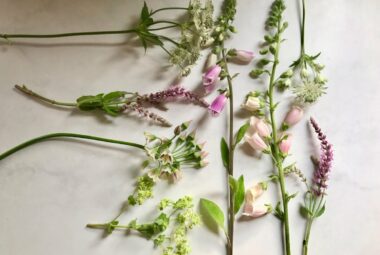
15,85,77,107
268,21,291,255
222,47,235,255
0,133,145,161
302,219,313,255
300,0,306,55
149,7,188,16
148,25,178,31
0,29,137,39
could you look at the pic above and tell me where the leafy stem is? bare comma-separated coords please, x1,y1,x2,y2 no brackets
0,133,145,161
301,0,306,55
302,218,313,255
266,4,292,255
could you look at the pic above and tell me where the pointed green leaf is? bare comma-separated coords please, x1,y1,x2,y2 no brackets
315,204,325,218
199,198,225,231
234,175,245,215
235,122,250,145
300,206,312,218
103,91,126,102
220,138,229,169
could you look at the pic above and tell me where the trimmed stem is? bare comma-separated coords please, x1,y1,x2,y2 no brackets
268,21,291,255
149,7,188,16
1,29,137,39
15,85,77,107
222,48,235,255
302,219,313,255
300,0,306,55
0,133,145,161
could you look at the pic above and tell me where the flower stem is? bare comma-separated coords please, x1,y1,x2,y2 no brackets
222,47,235,255
0,133,145,161
15,85,77,107
268,20,292,255
149,7,188,16
0,29,137,39
302,219,313,255
300,0,306,55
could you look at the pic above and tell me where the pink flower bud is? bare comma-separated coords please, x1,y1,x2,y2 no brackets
232,50,255,64
208,93,228,117
255,119,271,138
203,65,222,93
279,134,293,154
245,132,268,152
284,106,304,126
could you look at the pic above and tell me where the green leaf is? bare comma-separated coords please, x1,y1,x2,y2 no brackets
220,138,229,169
103,91,126,102
199,198,225,231
315,204,325,218
300,206,312,218
76,94,104,111
234,175,245,215
235,122,250,145
274,201,284,221
140,2,153,25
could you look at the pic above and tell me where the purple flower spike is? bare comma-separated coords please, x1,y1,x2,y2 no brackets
140,86,209,107
310,117,334,196
208,93,228,117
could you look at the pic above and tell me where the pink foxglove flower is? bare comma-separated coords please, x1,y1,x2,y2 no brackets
283,106,304,127
245,132,268,152
279,134,293,154
242,183,270,218
208,93,228,117
231,50,255,64
203,65,222,93
255,119,271,138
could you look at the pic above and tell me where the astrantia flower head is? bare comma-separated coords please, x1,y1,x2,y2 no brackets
292,80,326,105
143,121,208,180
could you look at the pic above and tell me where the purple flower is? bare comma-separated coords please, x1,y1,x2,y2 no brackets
203,65,222,93
310,117,334,196
208,93,228,117
140,86,209,107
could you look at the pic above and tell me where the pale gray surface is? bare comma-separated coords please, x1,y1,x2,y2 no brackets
0,0,379,254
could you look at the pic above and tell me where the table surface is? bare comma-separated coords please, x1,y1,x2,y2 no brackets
1,0,379,254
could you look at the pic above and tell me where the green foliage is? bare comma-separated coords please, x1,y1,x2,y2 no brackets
199,198,225,232
220,138,229,169
128,175,155,206
235,123,250,145
228,175,245,215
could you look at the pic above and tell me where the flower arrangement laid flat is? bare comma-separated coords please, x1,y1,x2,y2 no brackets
0,0,334,255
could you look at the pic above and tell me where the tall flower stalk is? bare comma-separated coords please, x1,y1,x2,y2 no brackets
301,118,333,255
250,1,292,254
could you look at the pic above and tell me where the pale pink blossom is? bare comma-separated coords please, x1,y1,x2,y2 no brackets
255,119,271,138
245,132,268,152
208,93,228,117
284,106,304,126
279,134,293,154
231,50,255,64
203,65,222,93
242,183,270,218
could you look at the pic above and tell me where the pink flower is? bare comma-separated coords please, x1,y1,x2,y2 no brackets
232,50,255,64
279,134,293,154
255,119,271,138
203,65,222,93
208,93,228,116
284,106,304,127
242,182,270,218
245,132,268,152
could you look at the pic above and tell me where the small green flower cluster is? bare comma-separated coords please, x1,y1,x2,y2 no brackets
170,0,215,76
154,196,201,255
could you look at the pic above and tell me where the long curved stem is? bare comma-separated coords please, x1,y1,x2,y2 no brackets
268,21,291,255
149,7,188,16
0,29,137,39
0,133,145,161
222,48,235,255
15,85,77,107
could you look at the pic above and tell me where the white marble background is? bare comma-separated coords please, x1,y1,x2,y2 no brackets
0,0,379,254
